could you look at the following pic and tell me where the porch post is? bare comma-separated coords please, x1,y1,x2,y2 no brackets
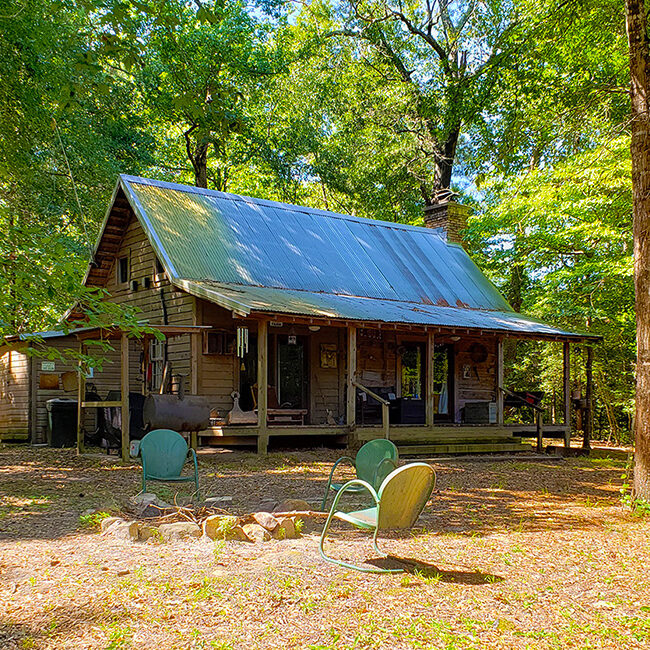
346,325,357,428
563,341,571,447
496,338,504,426
190,331,200,450
76,341,85,455
426,331,435,427
584,345,593,451
121,332,130,463
257,320,269,455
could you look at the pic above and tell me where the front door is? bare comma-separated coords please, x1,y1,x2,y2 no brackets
277,335,308,409
398,341,455,423
238,335,258,412
399,342,425,423
433,343,454,421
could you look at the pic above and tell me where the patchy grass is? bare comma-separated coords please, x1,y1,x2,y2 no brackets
1,445,649,648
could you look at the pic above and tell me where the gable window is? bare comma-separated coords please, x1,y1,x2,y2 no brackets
153,257,166,283
117,256,129,284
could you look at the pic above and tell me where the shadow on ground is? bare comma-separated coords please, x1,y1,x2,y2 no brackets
364,556,504,584
0,444,628,542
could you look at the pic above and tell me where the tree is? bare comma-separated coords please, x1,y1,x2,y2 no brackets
0,0,155,336
466,139,635,441
302,0,527,204
87,0,287,189
626,0,650,499
465,0,628,178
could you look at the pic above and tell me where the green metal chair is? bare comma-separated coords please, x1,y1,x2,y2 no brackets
139,429,200,499
321,439,399,511
319,462,436,573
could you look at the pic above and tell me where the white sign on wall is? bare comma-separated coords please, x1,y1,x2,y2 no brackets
41,361,55,372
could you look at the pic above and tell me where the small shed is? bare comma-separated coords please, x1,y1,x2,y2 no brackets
0,332,80,443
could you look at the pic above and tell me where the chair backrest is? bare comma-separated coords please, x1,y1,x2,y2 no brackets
355,439,399,488
377,463,435,530
251,384,282,409
140,429,188,478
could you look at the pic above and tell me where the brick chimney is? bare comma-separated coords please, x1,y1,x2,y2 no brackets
423,201,469,245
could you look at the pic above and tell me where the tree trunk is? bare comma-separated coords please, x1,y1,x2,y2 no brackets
436,126,461,199
191,141,209,189
626,0,650,498
184,127,209,189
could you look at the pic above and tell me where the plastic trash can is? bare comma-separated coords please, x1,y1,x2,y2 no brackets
46,398,78,447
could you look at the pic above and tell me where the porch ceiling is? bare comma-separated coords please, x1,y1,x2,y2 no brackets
178,279,598,341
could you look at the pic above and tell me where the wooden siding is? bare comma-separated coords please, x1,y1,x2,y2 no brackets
0,344,30,437
194,307,346,425
28,336,99,443
352,330,500,424
356,329,399,394
455,336,498,421
95,205,196,394
310,327,344,424
196,300,237,416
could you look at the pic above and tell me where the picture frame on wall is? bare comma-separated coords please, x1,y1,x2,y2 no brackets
320,343,337,368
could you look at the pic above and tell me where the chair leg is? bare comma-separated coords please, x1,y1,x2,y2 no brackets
319,514,404,574
372,528,389,559
320,490,330,512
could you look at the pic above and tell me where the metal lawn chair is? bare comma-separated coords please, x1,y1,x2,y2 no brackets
319,462,436,573
321,439,399,511
139,429,200,499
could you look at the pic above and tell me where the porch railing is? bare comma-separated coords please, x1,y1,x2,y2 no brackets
353,380,390,440
499,385,545,452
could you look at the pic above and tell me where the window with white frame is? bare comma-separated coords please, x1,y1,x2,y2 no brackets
149,338,165,392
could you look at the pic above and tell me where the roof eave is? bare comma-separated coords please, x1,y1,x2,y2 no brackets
174,279,251,317
239,306,601,342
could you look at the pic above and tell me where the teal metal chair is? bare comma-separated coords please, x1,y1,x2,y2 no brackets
139,429,200,499
321,439,399,511
320,462,436,573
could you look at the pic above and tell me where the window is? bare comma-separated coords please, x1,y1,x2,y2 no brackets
433,344,453,417
400,344,423,399
149,338,165,392
117,256,129,284
153,257,166,285
203,330,232,355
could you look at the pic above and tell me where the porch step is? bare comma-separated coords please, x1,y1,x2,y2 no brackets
397,441,533,456
388,430,516,444
357,426,518,444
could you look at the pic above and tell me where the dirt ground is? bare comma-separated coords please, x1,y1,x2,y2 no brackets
1,444,649,649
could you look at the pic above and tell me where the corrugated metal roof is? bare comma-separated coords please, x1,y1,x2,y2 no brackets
176,280,590,339
118,175,594,340
4,325,96,343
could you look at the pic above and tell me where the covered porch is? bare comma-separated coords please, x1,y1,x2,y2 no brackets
71,317,597,458
198,313,598,456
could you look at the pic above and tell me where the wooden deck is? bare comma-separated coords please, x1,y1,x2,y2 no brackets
197,422,567,455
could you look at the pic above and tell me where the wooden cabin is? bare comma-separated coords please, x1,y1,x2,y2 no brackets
1,175,598,455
